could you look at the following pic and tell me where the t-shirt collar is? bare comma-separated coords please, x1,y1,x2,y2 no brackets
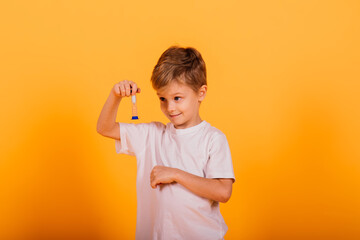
169,120,207,135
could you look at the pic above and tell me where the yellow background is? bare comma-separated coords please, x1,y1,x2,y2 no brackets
1,0,360,239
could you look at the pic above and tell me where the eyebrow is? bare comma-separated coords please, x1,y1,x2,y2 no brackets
157,92,183,96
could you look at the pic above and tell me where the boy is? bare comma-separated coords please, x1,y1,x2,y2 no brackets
97,46,235,239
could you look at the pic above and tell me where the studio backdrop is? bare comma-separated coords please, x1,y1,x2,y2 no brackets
1,0,359,239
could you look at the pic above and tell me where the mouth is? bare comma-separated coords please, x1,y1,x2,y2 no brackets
169,113,181,118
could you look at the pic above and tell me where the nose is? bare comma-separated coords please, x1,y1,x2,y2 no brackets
167,101,175,112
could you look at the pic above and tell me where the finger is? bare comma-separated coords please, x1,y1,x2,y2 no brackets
150,171,155,183
131,83,138,96
119,84,126,97
150,179,157,189
125,83,131,96
114,84,121,96
130,86,141,95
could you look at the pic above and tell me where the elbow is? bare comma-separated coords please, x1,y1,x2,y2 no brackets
96,124,104,135
218,190,232,203
215,187,232,203
96,122,119,140
97,126,109,137
96,122,108,136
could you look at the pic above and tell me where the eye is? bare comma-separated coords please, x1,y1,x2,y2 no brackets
174,96,181,101
159,97,165,102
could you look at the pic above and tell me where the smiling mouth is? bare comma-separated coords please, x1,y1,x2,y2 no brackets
169,113,181,118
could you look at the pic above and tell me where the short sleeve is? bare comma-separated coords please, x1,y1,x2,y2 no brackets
115,122,164,156
204,132,235,182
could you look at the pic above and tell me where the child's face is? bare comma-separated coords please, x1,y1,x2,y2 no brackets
156,81,207,129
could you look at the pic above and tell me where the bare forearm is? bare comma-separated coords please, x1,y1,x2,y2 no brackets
97,81,140,139
97,90,121,135
174,169,233,203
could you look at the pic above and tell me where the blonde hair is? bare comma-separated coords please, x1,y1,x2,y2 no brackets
151,46,207,92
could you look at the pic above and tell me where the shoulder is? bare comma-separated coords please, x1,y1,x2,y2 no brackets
203,121,228,142
148,121,166,129
145,122,167,136
149,122,167,132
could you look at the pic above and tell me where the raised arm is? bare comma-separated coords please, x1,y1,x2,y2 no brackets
96,80,140,140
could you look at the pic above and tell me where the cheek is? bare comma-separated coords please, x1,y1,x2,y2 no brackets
181,100,191,111
160,103,166,113
185,100,197,113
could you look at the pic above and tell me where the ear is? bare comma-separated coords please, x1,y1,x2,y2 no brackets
198,85,207,102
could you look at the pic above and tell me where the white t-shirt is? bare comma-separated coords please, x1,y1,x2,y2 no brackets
115,120,235,240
